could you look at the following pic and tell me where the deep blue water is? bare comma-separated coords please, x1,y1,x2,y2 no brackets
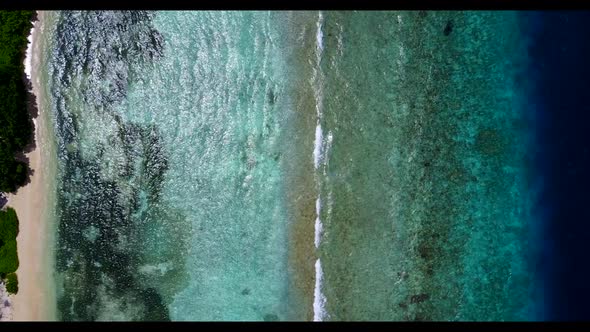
526,11,590,321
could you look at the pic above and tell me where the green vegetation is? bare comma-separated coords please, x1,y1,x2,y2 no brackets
0,10,35,193
0,239,18,273
0,10,32,296
5,272,18,294
0,205,19,240
1,207,20,294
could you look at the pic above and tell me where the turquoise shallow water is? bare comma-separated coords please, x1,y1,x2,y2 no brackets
46,11,302,321
42,11,539,321
317,11,538,320
137,12,295,320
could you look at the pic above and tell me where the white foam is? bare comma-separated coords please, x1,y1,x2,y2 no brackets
313,259,327,321
312,12,325,170
314,197,323,249
316,12,324,53
335,23,344,57
312,12,328,321
24,21,35,82
313,123,323,169
314,216,323,249
315,196,321,217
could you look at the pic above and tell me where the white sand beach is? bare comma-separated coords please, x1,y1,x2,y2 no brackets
5,11,57,321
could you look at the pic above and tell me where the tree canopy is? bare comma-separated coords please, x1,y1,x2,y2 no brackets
0,207,19,276
0,10,35,193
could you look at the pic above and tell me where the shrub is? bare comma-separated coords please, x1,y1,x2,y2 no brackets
0,207,19,242
0,207,19,274
5,272,18,294
0,239,18,274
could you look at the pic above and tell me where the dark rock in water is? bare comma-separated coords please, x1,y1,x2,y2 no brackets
410,293,430,304
444,20,454,36
272,152,281,162
140,287,170,321
267,88,276,106
413,314,425,321
263,313,279,321
241,288,250,295
53,11,164,108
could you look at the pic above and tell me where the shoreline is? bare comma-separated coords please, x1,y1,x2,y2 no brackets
6,11,57,321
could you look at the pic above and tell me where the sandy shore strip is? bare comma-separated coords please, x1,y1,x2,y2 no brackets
5,11,57,321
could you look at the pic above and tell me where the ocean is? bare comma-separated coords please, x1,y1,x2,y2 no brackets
36,10,582,321
523,11,590,321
